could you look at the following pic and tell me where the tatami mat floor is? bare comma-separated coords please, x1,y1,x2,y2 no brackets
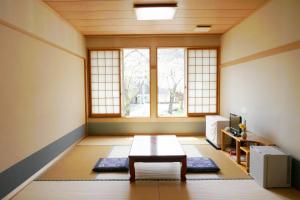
11,136,300,200
13,180,300,200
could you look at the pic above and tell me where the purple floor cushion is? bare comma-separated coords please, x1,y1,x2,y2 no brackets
93,158,129,172
92,157,219,173
187,157,220,173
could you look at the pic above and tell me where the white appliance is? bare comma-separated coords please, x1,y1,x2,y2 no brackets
205,115,229,149
250,146,291,188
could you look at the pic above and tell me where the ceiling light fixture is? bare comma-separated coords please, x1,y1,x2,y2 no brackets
134,3,177,20
194,25,212,32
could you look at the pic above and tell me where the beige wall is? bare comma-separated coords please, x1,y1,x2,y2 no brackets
0,0,86,58
221,0,300,63
86,35,220,125
0,0,86,172
220,0,300,159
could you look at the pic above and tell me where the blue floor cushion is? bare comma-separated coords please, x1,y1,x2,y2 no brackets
187,157,220,173
93,158,129,172
93,157,219,173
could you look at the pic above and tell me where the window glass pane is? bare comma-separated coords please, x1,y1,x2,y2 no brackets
203,50,209,57
122,49,150,117
92,99,98,106
99,98,105,105
98,59,105,67
98,67,105,74
106,59,112,66
92,83,98,90
91,51,98,59
99,106,106,113
98,51,105,58
210,50,217,57
189,65,195,73
189,50,195,57
157,48,186,117
210,65,217,73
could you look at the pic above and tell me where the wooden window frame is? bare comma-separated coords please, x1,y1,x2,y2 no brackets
88,47,219,119
187,47,220,117
88,47,152,118
88,49,122,118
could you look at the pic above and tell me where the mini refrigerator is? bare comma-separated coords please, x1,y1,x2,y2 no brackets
205,115,229,149
250,146,291,188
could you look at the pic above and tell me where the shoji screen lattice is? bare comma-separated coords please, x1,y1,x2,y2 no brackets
187,49,218,116
89,50,121,116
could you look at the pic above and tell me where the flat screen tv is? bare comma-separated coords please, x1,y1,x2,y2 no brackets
230,113,242,136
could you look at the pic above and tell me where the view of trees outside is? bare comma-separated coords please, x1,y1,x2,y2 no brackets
122,49,150,117
157,48,186,116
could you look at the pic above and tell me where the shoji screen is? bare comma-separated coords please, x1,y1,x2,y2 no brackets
187,49,218,116
89,50,121,116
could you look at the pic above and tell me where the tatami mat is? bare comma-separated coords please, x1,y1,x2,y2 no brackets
177,136,209,145
195,145,250,179
13,180,300,200
37,143,250,181
13,136,300,199
36,145,111,180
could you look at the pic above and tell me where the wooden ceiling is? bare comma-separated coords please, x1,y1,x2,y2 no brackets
43,0,268,35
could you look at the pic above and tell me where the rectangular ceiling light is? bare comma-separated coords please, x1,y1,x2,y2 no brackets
194,25,212,32
134,3,177,20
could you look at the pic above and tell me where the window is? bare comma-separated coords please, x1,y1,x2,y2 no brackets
89,47,218,118
157,48,186,117
89,50,121,116
122,49,150,117
187,49,218,115
89,49,150,117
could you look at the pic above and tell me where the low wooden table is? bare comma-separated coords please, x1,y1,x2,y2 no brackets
129,135,187,182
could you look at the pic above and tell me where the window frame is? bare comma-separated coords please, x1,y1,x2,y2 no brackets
186,47,220,117
88,47,152,118
88,47,219,119
87,49,122,118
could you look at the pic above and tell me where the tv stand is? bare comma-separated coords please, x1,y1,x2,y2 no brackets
221,129,274,171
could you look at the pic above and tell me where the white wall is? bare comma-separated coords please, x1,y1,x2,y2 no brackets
220,0,300,159
0,0,86,172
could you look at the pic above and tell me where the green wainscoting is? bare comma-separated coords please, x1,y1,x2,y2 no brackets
0,124,85,199
88,121,205,135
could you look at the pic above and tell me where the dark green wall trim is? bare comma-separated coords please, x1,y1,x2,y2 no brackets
0,124,85,199
292,158,300,189
88,121,205,135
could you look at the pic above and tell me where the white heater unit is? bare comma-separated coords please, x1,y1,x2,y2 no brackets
250,146,291,188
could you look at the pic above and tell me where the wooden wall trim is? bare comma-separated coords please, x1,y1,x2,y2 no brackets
0,19,85,60
220,40,300,68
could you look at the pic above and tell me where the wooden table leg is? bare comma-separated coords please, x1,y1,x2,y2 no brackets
129,158,135,182
221,131,225,151
246,152,250,172
181,157,187,182
236,141,241,164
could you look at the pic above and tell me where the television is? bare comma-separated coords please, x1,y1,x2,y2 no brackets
230,113,242,136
